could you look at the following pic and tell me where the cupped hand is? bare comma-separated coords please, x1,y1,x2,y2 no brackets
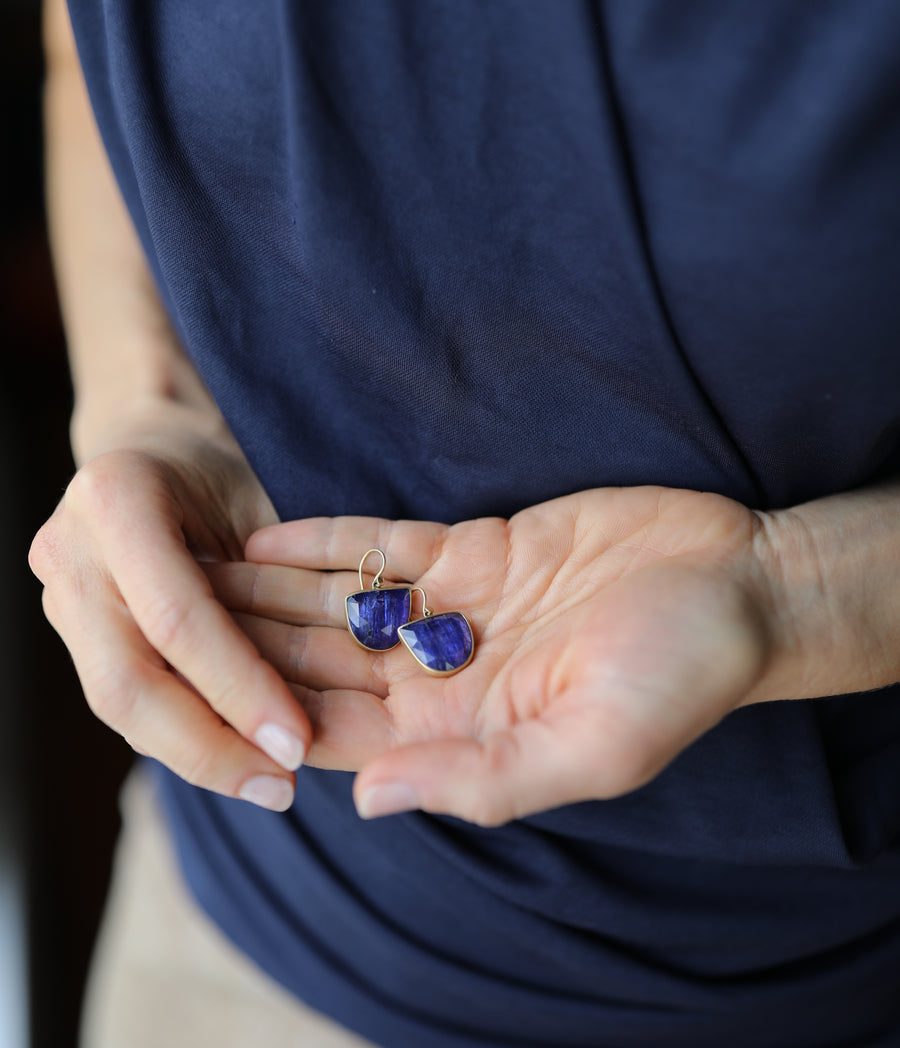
29,406,311,810
212,486,786,825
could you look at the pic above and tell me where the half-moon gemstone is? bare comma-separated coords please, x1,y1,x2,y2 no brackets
345,588,412,651
398,612,474,675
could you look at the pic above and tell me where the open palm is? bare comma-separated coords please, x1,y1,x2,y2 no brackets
210,486,778,825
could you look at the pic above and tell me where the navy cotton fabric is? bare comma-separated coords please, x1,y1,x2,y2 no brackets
67,2,900,1045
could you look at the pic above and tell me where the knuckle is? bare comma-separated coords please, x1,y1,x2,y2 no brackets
285,627,311,679
425,526,449,575
318,571,339,622
64,456,123,517
464,793,509,828
64,450,162,522
178,744,221,790
83,661,142,729
374,521,395,564
248,562,266,614
205,659,258,724
479,730,523,783
28,518,65,581
454,736,518,827
139,591,197,653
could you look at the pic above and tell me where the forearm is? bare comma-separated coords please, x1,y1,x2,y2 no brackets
43,0,222,465
753,481,900,704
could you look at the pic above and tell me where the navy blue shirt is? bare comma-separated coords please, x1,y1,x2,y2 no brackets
69,2,900,1044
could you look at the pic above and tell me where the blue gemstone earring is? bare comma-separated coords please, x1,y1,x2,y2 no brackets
345,549,412,651
398,587,475,676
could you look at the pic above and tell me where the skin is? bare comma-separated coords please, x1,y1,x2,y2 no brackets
227,483,897,823
30,0,900,822
229,489,780,822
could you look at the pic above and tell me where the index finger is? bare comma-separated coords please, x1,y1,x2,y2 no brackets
245,515,449,583
93,481,311,771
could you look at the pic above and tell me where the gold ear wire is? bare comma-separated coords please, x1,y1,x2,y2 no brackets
358,548,387,591
409,586,433,619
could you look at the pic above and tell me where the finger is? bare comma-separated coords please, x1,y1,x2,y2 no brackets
72,472,311,771
43,581,301,810
204,562,376,628
351,697,664,827
232,613,392,697
245,515,448,582
290,686,395,771
350,723,578,827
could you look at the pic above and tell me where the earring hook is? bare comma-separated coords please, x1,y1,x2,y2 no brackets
410,586,433,618
358,548,386,591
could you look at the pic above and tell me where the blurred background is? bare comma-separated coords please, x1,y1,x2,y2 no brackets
1,1,133,1045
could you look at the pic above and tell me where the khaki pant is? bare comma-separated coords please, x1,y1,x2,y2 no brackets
80,769,374,1048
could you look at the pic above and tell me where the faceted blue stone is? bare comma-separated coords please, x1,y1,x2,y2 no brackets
345,588,411,651
398,612,474,675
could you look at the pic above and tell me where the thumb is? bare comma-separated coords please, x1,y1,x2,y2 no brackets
352,709,638,827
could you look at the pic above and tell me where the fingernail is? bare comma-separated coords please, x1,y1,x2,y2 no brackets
239,775,295,812
254,723,306,771
357,783,421,820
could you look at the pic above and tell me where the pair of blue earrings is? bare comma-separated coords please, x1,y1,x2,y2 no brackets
345,549,474,676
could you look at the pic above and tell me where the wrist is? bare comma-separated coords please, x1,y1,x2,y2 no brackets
748,484,900,704
71,390,232,467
